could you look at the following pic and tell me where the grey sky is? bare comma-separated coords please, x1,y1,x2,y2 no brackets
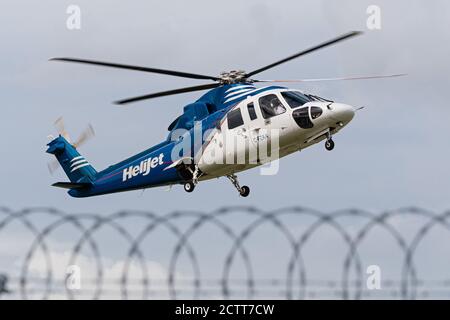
2,0,449,213
1,0,450,299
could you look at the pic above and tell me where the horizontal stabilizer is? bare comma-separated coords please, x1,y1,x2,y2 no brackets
52,182,91,189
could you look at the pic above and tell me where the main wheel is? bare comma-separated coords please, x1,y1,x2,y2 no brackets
184,181,195,193
239,186,250,197
325,139,335,151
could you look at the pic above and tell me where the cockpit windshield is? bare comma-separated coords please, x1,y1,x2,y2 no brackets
281,91,311,109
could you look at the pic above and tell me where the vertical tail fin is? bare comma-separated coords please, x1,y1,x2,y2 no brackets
46,135,97,183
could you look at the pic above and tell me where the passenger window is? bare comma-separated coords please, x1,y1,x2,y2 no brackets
259,94,286,119
227,108,244,129
247,102,257,120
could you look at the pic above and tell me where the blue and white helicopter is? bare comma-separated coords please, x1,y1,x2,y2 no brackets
47,31,403,197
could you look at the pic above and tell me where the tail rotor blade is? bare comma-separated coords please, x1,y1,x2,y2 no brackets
54,117,71,142
54,117,65,134
73,124,95,148
48,160,60,175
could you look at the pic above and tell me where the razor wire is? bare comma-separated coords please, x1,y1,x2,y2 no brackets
0,206,449,299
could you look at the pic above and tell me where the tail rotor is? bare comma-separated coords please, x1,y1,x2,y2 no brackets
47,117,95,175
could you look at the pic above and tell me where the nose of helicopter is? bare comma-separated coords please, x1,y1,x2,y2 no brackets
329,103,355,124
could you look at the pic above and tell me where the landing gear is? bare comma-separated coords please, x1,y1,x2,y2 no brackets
227,174,250,197
191,164,200,186
183,163,202,193
184,181,195,193
325,131,335,151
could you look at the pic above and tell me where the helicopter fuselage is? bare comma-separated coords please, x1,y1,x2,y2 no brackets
54,84,354,198
47,31,403,197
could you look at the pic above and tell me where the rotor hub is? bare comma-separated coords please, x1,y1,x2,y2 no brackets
219,70,249,84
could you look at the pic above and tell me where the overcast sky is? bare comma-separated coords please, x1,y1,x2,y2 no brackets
1,0,450,213
1,0,450,298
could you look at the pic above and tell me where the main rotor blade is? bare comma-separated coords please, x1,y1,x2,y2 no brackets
114,83,221,105
50,57,220,81
245,31,363,78
254,73,407,83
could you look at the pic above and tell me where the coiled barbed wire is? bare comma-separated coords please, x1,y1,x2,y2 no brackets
0,206,449,300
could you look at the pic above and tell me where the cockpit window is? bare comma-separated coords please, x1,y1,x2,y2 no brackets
292,107,313,129
310,106,323,119
281,91,311,109
259,94,286,119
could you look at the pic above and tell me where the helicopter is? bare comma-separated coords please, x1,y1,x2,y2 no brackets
47,31,404,197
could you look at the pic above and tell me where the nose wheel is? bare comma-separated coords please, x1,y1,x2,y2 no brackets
227,174,250,197
239,186,250,197
325,131,335,151
325,138,335,151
